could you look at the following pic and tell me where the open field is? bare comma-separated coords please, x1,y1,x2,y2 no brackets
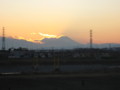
0,73,120,90
1,58,120,66
0,58,120,90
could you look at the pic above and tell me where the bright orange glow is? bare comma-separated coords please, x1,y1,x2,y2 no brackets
8,33,63,44
31,32,63,39
17,36,25,40
38,32,63,39
8,36,42,43
39,33,57,38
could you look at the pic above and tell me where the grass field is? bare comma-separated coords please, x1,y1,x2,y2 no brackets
0,58,120,90
0,73,120,90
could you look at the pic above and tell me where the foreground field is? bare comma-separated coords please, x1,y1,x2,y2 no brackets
0,73,120,90
0,58,120,90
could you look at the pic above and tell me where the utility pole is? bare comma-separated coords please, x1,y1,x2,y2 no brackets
2,27,6,50
90,30,93,49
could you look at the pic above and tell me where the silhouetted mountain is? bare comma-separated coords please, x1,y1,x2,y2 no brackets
0,36,82,49
41,36,82,49
0,37,40,49
0,36,120,49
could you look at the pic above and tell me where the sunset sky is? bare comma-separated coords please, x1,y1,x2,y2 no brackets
0,0,120,44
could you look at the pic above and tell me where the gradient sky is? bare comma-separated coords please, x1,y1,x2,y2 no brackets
0,0,120,44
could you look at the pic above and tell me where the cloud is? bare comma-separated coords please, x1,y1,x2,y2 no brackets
7,36,42,43
31,32,63,39
39,32,57,38
7,32,64,44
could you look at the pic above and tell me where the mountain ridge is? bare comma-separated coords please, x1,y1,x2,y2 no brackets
0,36,120,49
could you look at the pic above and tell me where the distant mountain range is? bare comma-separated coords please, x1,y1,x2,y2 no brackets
0,36,120,49
40,36,82,49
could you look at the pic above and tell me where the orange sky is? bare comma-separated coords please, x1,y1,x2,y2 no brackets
0,0,120,44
